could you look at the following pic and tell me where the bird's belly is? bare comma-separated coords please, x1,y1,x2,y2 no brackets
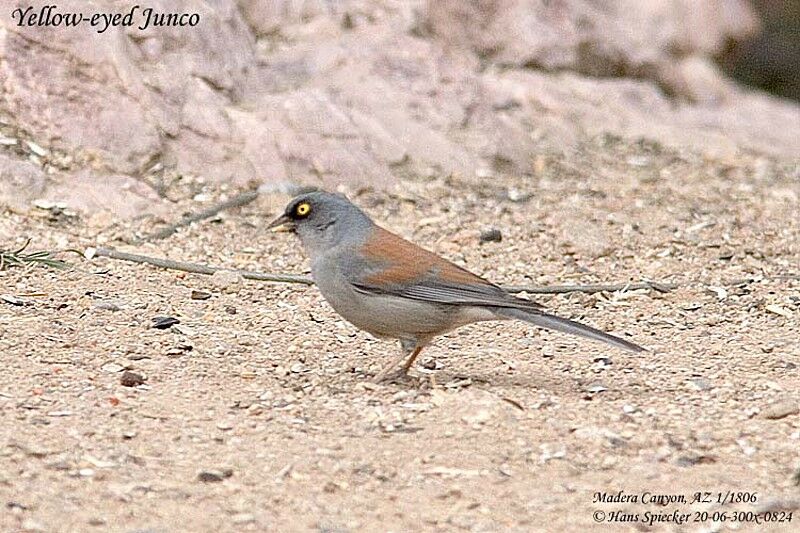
312,267,453,339
333,288,451,338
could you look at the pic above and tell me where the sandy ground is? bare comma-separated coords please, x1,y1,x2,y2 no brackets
1,141,799,532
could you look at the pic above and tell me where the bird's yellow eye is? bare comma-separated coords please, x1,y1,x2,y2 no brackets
295,202,311,217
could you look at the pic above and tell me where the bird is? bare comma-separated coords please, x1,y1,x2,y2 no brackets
267,191,644,382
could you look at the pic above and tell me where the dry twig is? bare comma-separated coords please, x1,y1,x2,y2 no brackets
91,247,313,285
90,247,680,294
137,190,260,243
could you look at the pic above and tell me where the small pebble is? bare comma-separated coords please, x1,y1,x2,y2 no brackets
479,228,502,243
21,519,46,532
197,468,233,483
120,371,146,387
1,294,25,306
102,362,126,373
762,400,799,420
211,270,244,293
152,316,180,329
191,290,211,300
231,513,256,525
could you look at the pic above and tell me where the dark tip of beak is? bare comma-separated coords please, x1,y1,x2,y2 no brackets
267,214,294,232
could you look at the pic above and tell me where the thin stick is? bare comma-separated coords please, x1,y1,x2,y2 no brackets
92,247,314,285
137,190,260,243
91,247,678,293
90,248,800,294
503,281,676,294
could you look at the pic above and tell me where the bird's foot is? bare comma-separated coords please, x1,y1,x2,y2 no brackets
372,366,412,384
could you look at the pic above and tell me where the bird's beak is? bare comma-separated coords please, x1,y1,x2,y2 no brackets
266,213,295,232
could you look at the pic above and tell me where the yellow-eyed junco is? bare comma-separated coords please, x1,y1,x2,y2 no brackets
268,191,643,382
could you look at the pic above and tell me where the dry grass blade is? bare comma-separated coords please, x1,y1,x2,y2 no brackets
0,239,73,271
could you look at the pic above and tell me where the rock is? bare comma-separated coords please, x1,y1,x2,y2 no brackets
197,468,234,483
190,290,212,301
479,228,503,243
761,400,799,420
0,154,46,211
231,513,256,525
120,371,146,387
462,408,493,426
102,362,126,373
216,421,234,431
0,0,796,219
210,271,244,293
21,519,46,532
151,316,180,329
585,383,608,394
573,426,626,447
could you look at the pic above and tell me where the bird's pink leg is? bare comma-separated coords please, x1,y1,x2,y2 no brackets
373,346,424,383
401,346,423,373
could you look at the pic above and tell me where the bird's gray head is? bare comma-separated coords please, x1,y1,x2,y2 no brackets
267,191,373,253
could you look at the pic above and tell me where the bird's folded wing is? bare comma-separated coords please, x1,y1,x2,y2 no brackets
352,276,543,309
351,225,543,309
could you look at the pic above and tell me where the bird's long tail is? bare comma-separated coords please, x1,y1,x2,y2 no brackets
493,307,644,353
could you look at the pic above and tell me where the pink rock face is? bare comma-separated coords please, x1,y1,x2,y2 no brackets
0,0,798,217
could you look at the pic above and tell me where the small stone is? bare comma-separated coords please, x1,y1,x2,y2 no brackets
151,316,180,329
191,290,211,300
79,468,95,477
94,302,120,312
26,140,48,156
762,400,799,420
172,325,195,337
479,228,502,243
46,460,71,471
585,384,608,394
197,471,224,483
258,391,274,401
197,468,233,483
210,271,244,293
626,155,651,167
120,371,146,387
216,421,234,431
231,513,256,525
166,343,193,357
225,306,237,315
21,519,46,532
687,378,712,391
573,426,625,447
102,362,126,373
462,409,492,426
506,188,532,202
1,294,24,306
